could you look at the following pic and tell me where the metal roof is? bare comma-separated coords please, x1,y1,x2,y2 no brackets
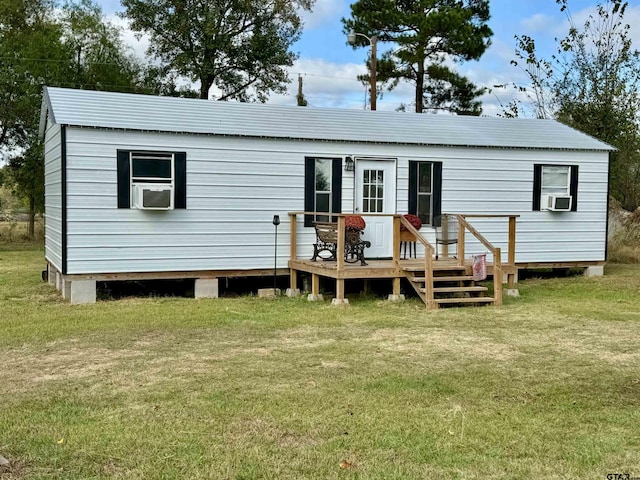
40,86,614,151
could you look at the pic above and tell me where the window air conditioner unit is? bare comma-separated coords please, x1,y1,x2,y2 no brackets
133,184,174,210
547,194,572,211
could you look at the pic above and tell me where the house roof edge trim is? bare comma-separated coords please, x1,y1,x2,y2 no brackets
41,86,616,152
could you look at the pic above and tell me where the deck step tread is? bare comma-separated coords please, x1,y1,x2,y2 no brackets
402,265,467,272
431,286,489,293
434,297,495,305
408,275,476,283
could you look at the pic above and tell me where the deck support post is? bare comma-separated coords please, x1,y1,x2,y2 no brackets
336,216,345,273
457,217,465,267
287,269,300,296
289,213,297,260
332,278,349,305
424,247,437,309
307,273,323,301
392,216,401,263
506,215,518,294
442,215,449,258
388,277,405,302
508,216,516,267
493,248,503,306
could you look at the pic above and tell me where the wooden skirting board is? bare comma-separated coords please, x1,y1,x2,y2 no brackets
515,261,605,269
49,264,291,282
48,259,603,284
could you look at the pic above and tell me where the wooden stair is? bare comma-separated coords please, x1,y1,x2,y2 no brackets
403,264,495,308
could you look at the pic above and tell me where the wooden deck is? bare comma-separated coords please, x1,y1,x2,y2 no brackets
289,257,491,279
288,212,520,308
289,257,517,279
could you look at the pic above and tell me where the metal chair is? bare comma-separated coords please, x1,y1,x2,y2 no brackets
434,214,458,260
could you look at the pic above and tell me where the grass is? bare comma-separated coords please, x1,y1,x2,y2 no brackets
1,246,640,479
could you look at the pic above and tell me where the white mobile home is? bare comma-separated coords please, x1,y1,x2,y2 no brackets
40,87,613,304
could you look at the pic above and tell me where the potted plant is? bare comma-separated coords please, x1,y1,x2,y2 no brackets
400,214,422,241
343,215,369,264
344,215,366,232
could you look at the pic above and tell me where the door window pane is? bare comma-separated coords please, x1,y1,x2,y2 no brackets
315,159,331,192
362,168,384,213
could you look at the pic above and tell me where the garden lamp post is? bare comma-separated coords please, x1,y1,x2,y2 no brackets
272,215,280,296
347,29,377,111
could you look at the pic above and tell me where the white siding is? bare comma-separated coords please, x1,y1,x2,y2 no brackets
44,120,62,271
62,127,608,275
398,147,608,264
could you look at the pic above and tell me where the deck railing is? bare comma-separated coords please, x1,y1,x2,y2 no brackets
454,215,501,306
397,215,436,308
453,214,519,298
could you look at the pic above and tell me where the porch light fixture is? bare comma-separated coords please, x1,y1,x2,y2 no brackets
345,156,354,172
347,29,377,111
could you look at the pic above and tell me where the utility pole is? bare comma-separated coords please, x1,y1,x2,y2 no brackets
347,30,377,111
297,74,308,107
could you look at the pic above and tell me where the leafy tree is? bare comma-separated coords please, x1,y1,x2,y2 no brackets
0,0,70,150
61,0,145,92
6,142,44,237
121,0,314,100
511,0,640,210
343,0,492,114
1,0,152,236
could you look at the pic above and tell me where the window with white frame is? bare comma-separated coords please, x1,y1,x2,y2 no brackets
541,165,570,196
130,152,174,187
533,164,578,211
408,161,442,226
314,158,332,221
304,157,342,226
117,150,187,209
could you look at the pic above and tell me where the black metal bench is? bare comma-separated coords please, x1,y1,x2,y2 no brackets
310,222,371,266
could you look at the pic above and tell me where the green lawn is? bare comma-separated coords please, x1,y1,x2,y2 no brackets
1,246,639,479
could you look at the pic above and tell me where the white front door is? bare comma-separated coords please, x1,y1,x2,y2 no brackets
354,158,396,258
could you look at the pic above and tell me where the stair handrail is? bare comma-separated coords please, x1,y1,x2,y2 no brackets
453,214,503,306
398,215,436,308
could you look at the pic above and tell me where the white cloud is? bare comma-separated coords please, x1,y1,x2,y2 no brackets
299,0,346,31
520,13,555,34
270,58,369,109
267,57,420,111
108,15,150,62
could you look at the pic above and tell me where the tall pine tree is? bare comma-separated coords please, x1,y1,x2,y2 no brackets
343,0,492,114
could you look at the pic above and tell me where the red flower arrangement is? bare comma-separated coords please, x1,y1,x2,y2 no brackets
344,215,366,232
401,213,422,231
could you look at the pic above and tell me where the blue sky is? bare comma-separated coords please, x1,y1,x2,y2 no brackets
101,0,640,115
